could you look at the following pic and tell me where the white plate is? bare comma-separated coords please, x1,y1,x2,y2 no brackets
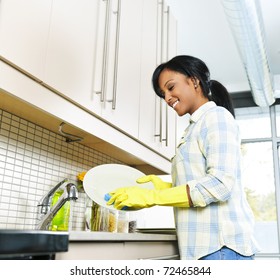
83,164,154,211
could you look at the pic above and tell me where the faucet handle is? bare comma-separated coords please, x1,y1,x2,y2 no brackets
47,178,69,199
37,178,69,210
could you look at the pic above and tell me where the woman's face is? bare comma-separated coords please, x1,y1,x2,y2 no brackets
158,69,208,116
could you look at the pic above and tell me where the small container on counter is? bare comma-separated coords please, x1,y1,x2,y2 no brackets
100,207,109,232
108,209,118,233
117,211,129,233
91,202,103,231
84,200,137,233
84,197,93,231
128,212,137,233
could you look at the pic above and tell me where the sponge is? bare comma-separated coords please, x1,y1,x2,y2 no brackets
104,193,128,210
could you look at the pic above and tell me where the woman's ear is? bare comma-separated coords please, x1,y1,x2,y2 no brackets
191,77,199,89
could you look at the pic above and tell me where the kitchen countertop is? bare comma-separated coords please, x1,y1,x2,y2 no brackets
69,230,177,242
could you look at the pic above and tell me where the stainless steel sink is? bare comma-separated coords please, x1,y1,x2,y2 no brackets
0,230,69,260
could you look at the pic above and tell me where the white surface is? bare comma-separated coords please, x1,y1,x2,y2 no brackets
83,164,153,210
136,175,176,229
137,206,175,229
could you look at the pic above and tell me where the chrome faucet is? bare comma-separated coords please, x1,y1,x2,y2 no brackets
36,179,78,230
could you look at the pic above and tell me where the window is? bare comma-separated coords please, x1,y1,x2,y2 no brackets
236,106,280,258
241,142,278,254
235,106,271,139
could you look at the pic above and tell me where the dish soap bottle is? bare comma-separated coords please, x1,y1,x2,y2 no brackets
50,189,70,231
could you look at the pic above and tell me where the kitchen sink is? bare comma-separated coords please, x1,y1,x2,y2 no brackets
0,229,69,260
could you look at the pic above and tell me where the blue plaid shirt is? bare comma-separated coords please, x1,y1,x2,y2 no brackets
172,102,259,259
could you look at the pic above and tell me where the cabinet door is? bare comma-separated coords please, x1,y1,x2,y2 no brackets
0,0,51,78
44,0,101,115
139,0,177,160
100,0,143,138
138,0,161,151
157,3,177,159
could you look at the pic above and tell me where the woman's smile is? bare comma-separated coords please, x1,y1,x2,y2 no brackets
172,99,179,109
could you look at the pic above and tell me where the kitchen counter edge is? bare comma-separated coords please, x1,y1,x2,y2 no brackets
69,231,177,242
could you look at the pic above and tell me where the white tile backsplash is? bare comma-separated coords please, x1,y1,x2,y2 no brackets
0,108,123,230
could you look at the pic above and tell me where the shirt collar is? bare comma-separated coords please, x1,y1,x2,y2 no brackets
189,101,216,123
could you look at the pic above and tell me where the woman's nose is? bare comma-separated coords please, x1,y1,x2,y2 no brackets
164,92,172,102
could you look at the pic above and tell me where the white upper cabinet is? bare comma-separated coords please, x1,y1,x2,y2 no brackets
0,0,52,78
45,0,142,138
139,0,177,160
44,0,101,115
138,0,160,151
157,2,177,159
95,0,143,137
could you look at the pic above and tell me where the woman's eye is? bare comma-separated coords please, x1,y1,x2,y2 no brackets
168,85,174,91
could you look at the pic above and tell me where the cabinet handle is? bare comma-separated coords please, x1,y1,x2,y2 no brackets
154,1,163,141
96,0,111,102
165,6,170,60
162,6,170,146
155,3,170,146
155,98,163,141
159,103,169,147
155,99,168,147
160,1,164,63
162,104,169,146
107,0,121,110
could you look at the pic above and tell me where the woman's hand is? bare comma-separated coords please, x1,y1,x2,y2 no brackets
137,175,172,190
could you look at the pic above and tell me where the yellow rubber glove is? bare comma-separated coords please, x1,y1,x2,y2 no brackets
136,175,172,190
107,185,190,210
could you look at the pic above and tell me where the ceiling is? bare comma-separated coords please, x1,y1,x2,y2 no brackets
167,0,280,107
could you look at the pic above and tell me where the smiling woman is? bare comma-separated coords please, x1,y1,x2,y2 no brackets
107,55,260,260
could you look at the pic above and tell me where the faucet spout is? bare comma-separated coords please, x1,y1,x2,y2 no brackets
66,183,79,200
36,183,78,230
37,178,68,217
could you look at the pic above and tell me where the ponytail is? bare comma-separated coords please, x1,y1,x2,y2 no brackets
208,80,235,118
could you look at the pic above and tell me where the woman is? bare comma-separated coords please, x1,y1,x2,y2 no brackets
107,55,259,260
